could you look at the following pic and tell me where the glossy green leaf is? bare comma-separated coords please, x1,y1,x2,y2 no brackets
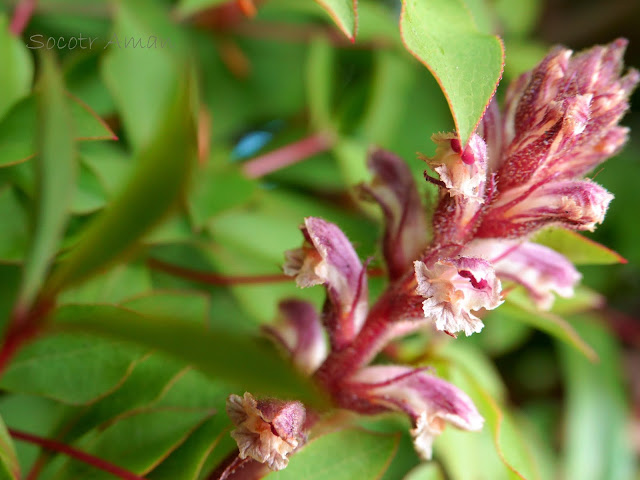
532,228,626,265
503,293,597,361
45,74,196,293
314,0,358,41
559,316,635,480
17,51,77,308
0,413,20,480
0,95,116,169
267,428,399,479
51,304,326,407
0,333,143,404
0,15,33,120
400,0,504,147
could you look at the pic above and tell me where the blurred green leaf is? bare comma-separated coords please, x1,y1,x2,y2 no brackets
314,0,358,41
0,413,20,480
46,74,196,293
187,163,256,230
122,291,210,324
532,228,626,265
17,51,76,308
56,409,213,479
147,416,233,480
502,293,597,361
51,304,326,407
0,95,116,169
404,463,445,480
70,161,109,215
559,316,635,480
0,188,27,263
494,0,542,36
175,0,227,17
101,0,191,151
267,428,399,479
400,0,504,146
306,38,335,131
0,14,33,120
0,333,143,404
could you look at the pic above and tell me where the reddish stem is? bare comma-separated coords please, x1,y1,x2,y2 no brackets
9,0,37,36
9,429,147,480
242,132,334,178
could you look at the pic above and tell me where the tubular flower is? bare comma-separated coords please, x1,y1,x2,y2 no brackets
227,393,306,471
344,366,484,460
414,257,503,336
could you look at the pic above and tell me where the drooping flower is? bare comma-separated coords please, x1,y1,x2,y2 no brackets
284,217,368,350
262,299,327,375
463,239,581,310
359,149,428,280
227,392,306,471
414,256,503,336
343,366,484,460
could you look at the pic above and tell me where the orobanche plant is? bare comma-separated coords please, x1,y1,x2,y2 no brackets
0,1,637,480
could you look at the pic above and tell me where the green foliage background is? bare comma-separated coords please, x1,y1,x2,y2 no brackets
0,0,638,479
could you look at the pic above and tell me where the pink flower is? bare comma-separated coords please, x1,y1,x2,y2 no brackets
414,256,503,336
284,217,368,350
344,366,484,460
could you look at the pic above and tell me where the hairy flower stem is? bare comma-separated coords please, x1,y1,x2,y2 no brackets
9,429,147,480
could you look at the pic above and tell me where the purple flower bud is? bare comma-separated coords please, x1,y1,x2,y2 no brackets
227,392,306,471
464,239,581,310
262,300,327,375
414,256,503,337
283,217,368,350
359,149,428,280
477,179,613,238
344,366,484,460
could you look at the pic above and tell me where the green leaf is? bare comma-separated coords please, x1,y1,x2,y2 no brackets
532,228,626,265
400,0,504,146
187,163,256,230
17,51,77,308
0,95,116,169
503,292,597,361
51,304,327,407
0,15,33,120
0,188,28,263
314,0,358,41
70,161,109,215
175,0,227,18
0,413,20,480
122,291,210,324
404,463,445,480
101,0,190,151
45,73,196,293
147,416,233,480
57,409,213,479
306,38,335,131
0,332,143,404
559,316,635,480
267,428,399,479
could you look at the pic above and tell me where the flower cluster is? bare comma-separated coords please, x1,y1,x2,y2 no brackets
225,39,638,471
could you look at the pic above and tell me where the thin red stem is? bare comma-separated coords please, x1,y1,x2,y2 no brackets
10,0,37,36
242,132,334,178
9,429,147,480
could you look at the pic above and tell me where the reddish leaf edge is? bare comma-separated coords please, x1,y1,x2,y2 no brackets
398,0,505,149
314,0,359,43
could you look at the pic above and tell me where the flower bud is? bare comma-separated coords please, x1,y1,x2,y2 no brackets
227,392,306,471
